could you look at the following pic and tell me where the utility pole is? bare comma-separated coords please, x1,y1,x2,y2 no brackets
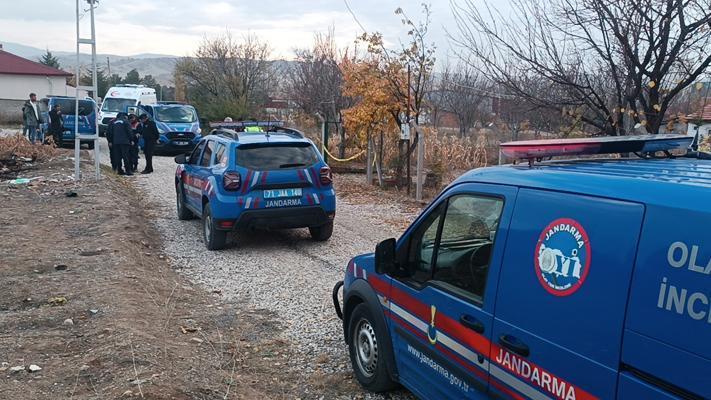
106,56,110,76
75,0,101,181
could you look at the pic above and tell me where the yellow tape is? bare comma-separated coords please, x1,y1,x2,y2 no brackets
322,146,366,162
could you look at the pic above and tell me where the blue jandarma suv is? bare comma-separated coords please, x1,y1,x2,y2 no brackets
174,122,336,250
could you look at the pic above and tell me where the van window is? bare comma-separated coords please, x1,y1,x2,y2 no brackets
432,195,503,302
236,143,319,170
102,98,136,112
406,203,445,283
200,141,215,167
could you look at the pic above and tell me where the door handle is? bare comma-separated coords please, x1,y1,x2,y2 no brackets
459,314,485,334
499,335,530,358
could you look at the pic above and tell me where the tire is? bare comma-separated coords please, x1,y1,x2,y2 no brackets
202,203,227,250
176,184,192,220
348,304,397,393
309,220,334,241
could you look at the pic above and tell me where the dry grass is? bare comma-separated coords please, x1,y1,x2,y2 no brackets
0,133,58,163
701,136,711,152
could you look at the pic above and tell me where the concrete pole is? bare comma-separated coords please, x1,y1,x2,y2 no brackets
89,0,100,180
74,0,81,181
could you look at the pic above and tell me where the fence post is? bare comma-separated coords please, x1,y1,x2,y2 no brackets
366,133,373,185
416,123,424,202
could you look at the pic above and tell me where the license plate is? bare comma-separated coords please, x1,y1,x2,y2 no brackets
263,188,302,199
174,141,189,145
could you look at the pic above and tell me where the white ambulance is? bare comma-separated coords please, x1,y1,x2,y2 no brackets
98,85,158,134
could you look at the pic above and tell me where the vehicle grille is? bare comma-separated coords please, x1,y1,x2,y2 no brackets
166,132,195,140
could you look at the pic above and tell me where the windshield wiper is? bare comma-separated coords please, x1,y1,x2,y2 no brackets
279,163,306,168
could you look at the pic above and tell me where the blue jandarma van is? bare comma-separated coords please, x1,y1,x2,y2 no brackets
334,135,710,400
40,96,97,148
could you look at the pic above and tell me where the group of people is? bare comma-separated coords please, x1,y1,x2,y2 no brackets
106,113,159,176
21,92,65,146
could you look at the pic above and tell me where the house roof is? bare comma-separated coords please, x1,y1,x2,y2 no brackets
686,103,711,122
0,49,72,77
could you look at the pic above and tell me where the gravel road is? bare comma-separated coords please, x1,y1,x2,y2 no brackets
99,140,418,398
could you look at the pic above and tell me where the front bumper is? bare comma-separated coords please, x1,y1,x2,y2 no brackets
216,206,333,231
155,140,198,154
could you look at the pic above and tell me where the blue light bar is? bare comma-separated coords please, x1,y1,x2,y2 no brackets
501,134,693,160
209,120,285,129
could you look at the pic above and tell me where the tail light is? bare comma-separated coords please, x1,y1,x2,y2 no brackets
223,171,241,191
319,166,333,185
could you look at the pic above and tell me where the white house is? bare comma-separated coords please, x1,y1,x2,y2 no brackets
0,44,77,123
686,103,711,143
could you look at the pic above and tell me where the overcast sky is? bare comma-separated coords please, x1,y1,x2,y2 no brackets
0,0,509,60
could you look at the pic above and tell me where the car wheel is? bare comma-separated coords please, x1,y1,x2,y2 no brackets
202,203,227,250
348,304,397,393
176,184,192,220
309,220,333,241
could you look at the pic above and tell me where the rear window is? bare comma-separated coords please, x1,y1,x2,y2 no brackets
236,143,319,170
52,99,94,116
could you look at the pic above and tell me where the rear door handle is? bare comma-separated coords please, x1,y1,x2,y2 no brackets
459,314,485,334
499,334,530,358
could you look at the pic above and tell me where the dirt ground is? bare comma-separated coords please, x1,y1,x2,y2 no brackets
0,150,358,399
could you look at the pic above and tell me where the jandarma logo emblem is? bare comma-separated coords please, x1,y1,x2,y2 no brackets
534,218,591,296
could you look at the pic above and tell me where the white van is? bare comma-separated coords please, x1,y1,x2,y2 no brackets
98,85,158,134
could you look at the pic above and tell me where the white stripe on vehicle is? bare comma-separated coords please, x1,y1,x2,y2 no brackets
490,364,552,400
251,171,260,188
312,193,320,204
362,268,367,280
389,300,488,371
353,263,358,278
245,197,252,209
303,169,313,184
377,295,388,307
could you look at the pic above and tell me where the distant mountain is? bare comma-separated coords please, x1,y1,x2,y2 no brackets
1,41,296,88
0,41,180,85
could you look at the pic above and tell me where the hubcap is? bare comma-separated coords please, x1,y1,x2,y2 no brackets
354,319,378,377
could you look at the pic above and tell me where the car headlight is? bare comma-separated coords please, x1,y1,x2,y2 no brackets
196,127,202,134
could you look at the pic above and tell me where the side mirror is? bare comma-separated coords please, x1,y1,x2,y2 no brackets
174,153,187,164
375,238,397,275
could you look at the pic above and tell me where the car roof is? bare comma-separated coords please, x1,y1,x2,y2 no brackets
208,129,311,146
456,157,711,212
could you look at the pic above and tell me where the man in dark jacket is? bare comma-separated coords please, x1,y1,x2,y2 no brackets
23,93,41,144
48,104,64,147
138,114,159,174
111,113,133,175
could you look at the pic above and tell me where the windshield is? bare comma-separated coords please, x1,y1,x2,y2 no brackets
155,106,197,123
101,98,136,113
52,99,94,116
236,143,319,170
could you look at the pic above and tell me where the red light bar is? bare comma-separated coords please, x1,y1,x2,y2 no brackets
500,134,693,160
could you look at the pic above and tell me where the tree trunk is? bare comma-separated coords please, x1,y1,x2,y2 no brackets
377,132,384,187
366,131,373,185
338,124,347,159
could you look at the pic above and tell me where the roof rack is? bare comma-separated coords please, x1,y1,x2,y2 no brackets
208,120,286,129
213,128,239,140
500,134,694,166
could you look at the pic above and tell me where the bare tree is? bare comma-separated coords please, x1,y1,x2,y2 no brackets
437,62,491,137
452,0,711,135
286,28,352,157
175,32,272,121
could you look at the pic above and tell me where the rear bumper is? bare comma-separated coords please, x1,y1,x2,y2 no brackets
218,206,333,231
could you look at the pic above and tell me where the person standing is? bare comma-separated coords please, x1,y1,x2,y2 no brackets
112,113,133,175
48,104,64,147
138,114,159,174
128,114,140,171
23,93,41,144
106,116,118,171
